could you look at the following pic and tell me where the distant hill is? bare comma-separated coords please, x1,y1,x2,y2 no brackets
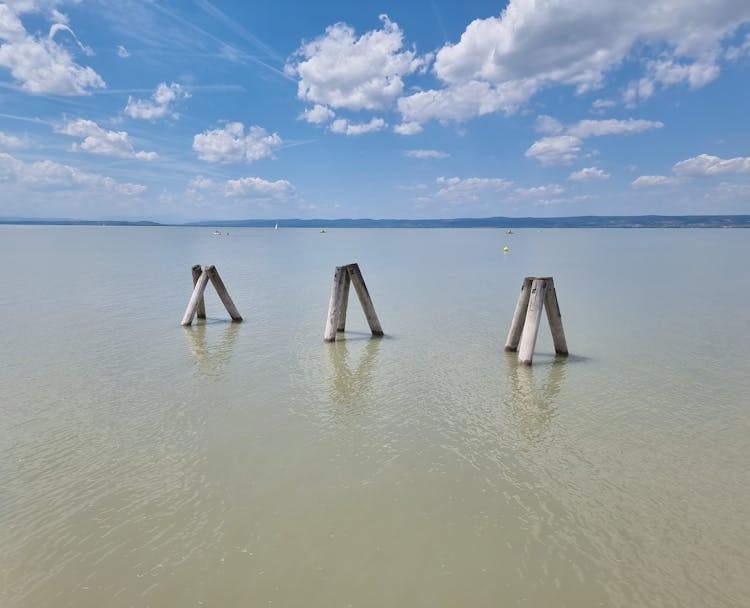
185,215,750,228
2,215,749,228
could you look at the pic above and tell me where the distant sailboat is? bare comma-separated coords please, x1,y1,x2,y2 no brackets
274,223,278,230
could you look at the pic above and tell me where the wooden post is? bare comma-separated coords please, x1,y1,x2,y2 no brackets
192,264,206,320
324,263,383,341
507,276,569,365
504,277,533,351
336,270,351,332
182,266,210,326
324,266,348,342
182,265,242,325
517,278,548,365
347,263,384,336
207,266,243,322
544,278,568,355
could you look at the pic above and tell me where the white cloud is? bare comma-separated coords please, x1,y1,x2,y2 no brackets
673,153,750,176
398,79,536,124
117,45,130,58
0,130,26,148
125,82,190,120
632,152,750,187
404,149,449,159
188,174,294,203
632,175,681,187
536,114,563,134
299,104,334,124
224,177,294,199
57,119,158,160
515,184,565,197
567,118,663,138
592,98,616,111
0,3,105,95
435,176,512,202
329,117,386,136
0,151,146,195
287,14,427,112
393,121,422,135
527,117,662,164
569,166,611,181
193,122,282,163
525,135,582,165
398,0,750,125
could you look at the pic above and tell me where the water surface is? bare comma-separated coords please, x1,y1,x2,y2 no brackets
1,226,749,607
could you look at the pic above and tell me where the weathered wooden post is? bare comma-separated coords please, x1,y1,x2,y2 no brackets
324,265,349,341
181,265,242,326
191,264,206,320
505,276,568,365
324,263,383,342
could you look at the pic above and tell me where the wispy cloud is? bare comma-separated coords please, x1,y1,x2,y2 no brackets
0,151,146,195
404,149,449,159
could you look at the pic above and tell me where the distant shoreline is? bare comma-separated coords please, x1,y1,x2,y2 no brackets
2,215,749,228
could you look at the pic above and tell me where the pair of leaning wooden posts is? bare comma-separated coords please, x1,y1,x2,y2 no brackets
181,265,567,365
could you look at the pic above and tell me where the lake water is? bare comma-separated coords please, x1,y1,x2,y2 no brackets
1,226,749,607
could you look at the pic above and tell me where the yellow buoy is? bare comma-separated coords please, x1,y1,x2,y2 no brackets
503,245,509,252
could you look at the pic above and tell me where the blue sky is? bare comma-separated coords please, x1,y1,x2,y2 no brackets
1,0,750,221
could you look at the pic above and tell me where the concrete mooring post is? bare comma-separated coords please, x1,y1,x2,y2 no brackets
181,265,242,326
504,276,568,365
324,263,383,342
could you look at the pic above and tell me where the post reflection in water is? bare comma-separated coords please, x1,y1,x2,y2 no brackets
183,321,241,378
504,353,567,445
326,335,382,407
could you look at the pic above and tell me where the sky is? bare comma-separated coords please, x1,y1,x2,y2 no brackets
1,0,750,222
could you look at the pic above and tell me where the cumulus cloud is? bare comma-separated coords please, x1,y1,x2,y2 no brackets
569,166,611,181
398,79,536,124
193,122,282,163
124,82,190,120
393,121,423,135
527,117,663,164
188,175,294,202
398,0,750,126
286,14,428,112
633,152,750,187
0,3,105,95
224,176,294,198
57,119,158,160
299,104,335,124
329,117,386,136
435,176,512,202
672,153,750,176
117,45,130,58
404,149,450,159
526,135,582,165
0,151,146,195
